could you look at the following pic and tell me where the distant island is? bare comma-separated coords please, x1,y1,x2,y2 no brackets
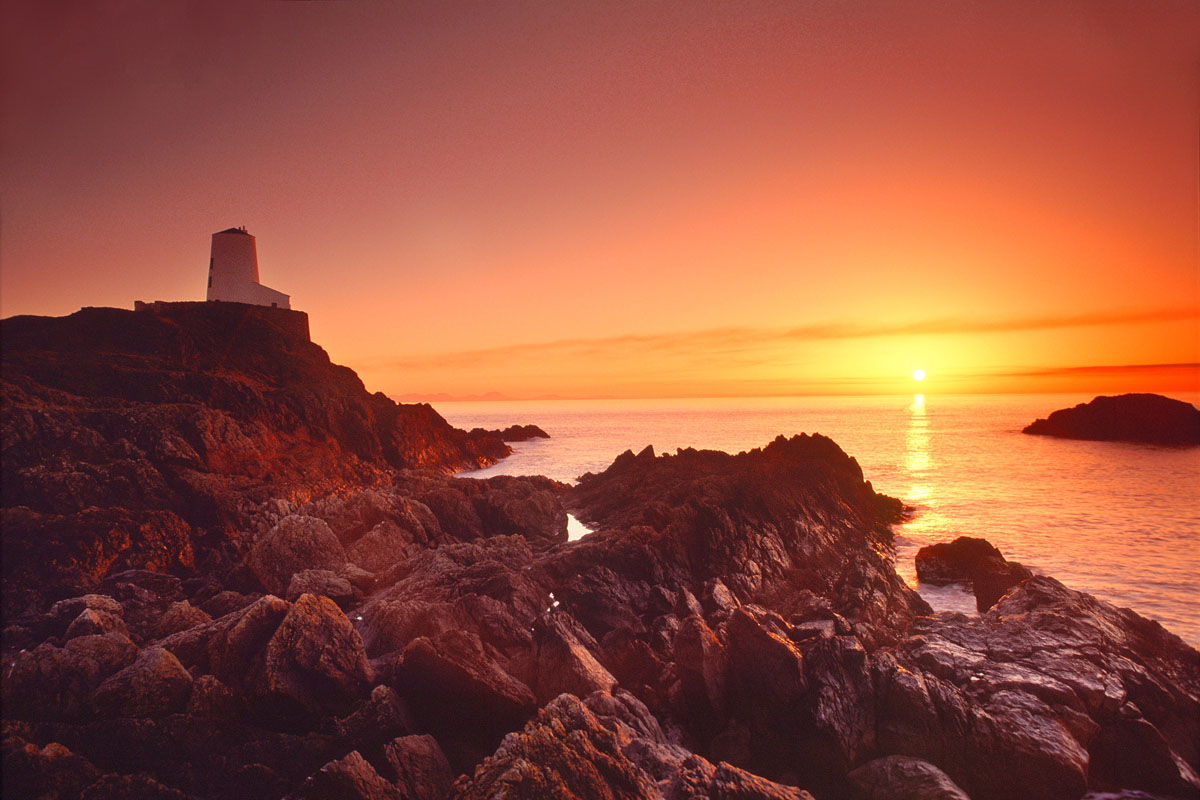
1023,393,1200,445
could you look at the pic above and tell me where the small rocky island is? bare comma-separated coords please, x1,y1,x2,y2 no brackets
1023,393,1200,445
3,305,1198,800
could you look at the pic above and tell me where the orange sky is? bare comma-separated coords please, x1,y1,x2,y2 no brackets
2,2,1197,399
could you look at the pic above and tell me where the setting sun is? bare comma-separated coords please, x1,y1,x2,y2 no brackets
912,369,927,382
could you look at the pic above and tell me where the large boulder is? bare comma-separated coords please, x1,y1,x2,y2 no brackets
847,755,971,800
452,691,816,800
90,647,193,718
1,736,100,799
527,614,617,705
396,629,537,758
296,750,400,800
875,577,1200,800
724,607,874,794
261,593,373,717
246,516,346,595
151,600,212,639
381,735,455,800
285,569,359,608
914,537,1033,611
3,643,103,720
1023,393,1200,445
64,608,129,640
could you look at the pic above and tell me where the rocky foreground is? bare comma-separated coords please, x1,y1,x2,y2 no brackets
3,306,1199,800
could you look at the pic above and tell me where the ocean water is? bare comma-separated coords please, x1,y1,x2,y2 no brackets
438,394,1200,647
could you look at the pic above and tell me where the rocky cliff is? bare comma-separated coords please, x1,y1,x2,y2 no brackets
3,308,1198,800
1,303,510,614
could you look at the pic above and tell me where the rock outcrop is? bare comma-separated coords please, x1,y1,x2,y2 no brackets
0,304,513,614
4,307,1198,800
874,576,1200,800
915,536,1033,611
470,424,551,442
1023,393,1200,445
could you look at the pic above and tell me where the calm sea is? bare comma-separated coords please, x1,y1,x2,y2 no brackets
438,394,1200,647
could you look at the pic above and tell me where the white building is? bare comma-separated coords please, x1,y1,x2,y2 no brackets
206,227,290,309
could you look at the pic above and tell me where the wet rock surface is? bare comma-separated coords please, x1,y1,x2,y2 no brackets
915,536,1034,611
1023,393,1200,445
4,308,1198,800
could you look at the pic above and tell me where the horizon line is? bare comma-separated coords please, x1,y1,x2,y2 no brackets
392,363,1200,404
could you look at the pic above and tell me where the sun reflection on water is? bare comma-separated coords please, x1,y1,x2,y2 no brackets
906,394,932,477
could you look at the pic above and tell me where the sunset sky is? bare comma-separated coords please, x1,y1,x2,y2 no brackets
2,1,1197,399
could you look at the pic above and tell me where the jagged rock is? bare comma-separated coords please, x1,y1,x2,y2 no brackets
1,735,100,800
7,308,1200,800
65,608,129,640
673,614,727,725
915,537,1033,611
91,646,193,718
261,593,373,717
847,755,971,800
80,772,196,799
560,435,927,647
103,569,184,600
357,535,543,658
185,674,239,719
247,516,346,596
701,578,738,616
2,304,512,614
380,735,455,800
724,606,874,795
151,600,212,639
286,569,360,607
347,520,420,573
413,474,568,551
451,692,815,800
335,685,415,754
303,489,410,544
49,594,125,629
3,643,103,720
64,632,140,677
875,577,1200,800
198,589,258,618
296,750,400,800
1023,393,1200,445
182,594,291,682
528,614,617,705
338,563,376,594
396,629,536,758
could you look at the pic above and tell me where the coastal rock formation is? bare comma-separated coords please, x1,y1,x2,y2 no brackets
915,536,1033,611
874,576,1200,800
4,307,1198,800
470,424,551,442
1023,393,1200,445
0,304,512,614
560,436,926,645
451,691,817,800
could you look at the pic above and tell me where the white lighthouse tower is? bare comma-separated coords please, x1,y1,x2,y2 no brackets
206,227,290,309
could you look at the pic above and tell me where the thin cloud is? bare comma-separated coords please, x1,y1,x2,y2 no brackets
993,362,1200,379
375,307,1198,370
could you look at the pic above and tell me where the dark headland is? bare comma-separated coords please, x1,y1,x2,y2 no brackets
1023,392,1200,445
3,304,1198,800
